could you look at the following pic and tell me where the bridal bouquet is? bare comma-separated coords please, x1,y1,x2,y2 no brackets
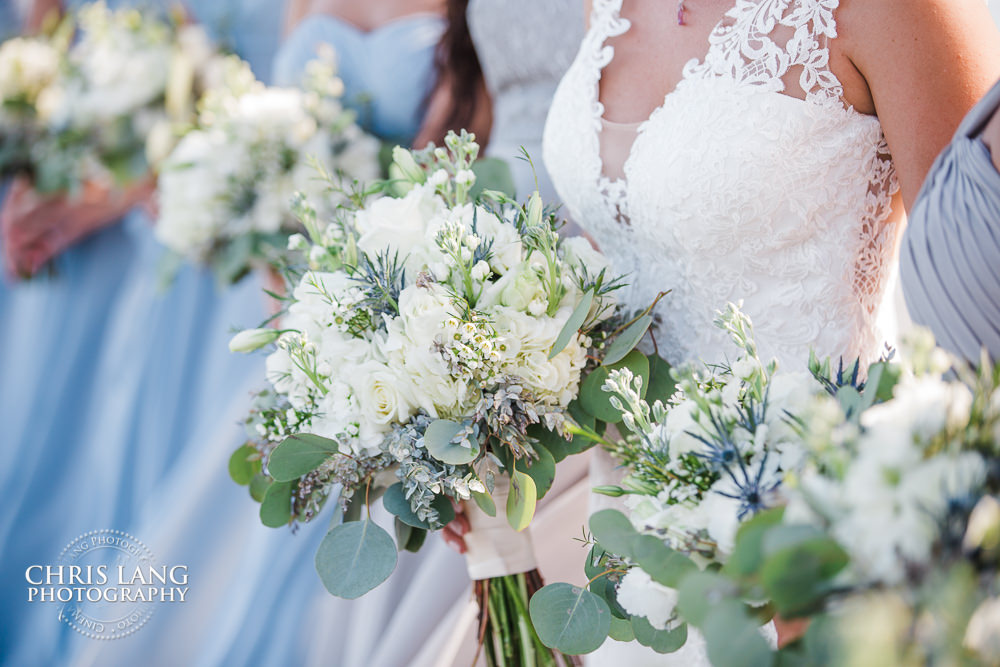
229,132,628,665
0,2,176,194
155,46,380,283
534,306,1000,666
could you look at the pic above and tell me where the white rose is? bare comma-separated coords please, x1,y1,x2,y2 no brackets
354,183,445,274
350,360,417,429
474,209,524,274
560,235,612,278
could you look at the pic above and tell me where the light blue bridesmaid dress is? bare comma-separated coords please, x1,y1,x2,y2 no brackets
0,1,282,665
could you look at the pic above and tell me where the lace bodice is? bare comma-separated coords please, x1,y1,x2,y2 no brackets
543,0,899,370
467,0,583,199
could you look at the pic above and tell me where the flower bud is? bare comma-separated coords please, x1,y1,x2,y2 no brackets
392,146,426,184
526,191,543,228
229,328,281,353
593,485,626,497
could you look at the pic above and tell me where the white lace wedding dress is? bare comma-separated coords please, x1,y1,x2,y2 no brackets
544,0,899,663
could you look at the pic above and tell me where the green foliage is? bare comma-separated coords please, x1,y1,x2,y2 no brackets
515,442,556,499
228,445,261,485
631,617,688,654
589,509,640,560
506,469,537,532
381,482,456,530
259,480,294,527
423,419,480,464
550,289,594,360
603,315,652,365
580,350,650,423
529,583,611,655
315,519,397,599
267,433,339,482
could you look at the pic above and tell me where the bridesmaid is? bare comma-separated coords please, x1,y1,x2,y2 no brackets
0,1,283,664
901,79,1000,361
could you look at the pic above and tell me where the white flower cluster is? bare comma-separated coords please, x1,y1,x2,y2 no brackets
0,2,235,193
603,306,821,628
261,173,610,457
786,341,991,586
155,47,379,267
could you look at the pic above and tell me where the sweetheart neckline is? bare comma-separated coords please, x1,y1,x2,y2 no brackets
294,11,444,38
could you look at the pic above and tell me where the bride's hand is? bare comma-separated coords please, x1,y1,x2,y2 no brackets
441,501,471,554
1,175,154,278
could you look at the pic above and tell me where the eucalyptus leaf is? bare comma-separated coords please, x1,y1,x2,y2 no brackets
631,617,688,654
604,315,652,365
315,519,398,599
645,354,677,405
702,601,774,667
631,534,697,588
268,434,339,482
259,481,294,528
676,570,737,626
507,470,537,532
470,156,516,199
608,616,636,642
529,583,611,655
249,473,271,503
394,517,413,551
472,490,497,517
760,533,848,616
584,545,607,582
589,509,639,559
423,419,479,464
529,422,592,462
382,483,456,529
549,289,594,360
515,442,556,499
402,526,428,553
228,445,260,486
580,350,650,423
724,508,785,577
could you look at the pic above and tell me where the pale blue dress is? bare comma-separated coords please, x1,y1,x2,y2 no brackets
0,1,282,665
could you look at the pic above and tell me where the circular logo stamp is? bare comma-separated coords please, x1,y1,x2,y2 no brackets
56,530,156,640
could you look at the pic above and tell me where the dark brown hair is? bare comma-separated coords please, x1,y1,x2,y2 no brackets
433,0,485,134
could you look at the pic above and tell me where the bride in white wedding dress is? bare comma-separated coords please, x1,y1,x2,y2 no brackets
544,0,1000,663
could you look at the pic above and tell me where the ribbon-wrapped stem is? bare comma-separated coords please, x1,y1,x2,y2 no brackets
465,476,579,667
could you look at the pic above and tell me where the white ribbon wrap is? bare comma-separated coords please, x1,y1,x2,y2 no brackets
463,476,538,580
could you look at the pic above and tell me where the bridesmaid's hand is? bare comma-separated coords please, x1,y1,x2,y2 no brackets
1,176,154,278
441,501,470,554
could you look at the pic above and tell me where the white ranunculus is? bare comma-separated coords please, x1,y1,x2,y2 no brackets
616,568,679,631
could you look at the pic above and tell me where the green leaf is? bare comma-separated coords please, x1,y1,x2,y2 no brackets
394,517,413,551
550,289,594,360
645,354,677,405
836,386,862,420
516,442,556,499
507,470,537,532
268,434,339,482
530,421,592,462
676,570,737,626
580,350,650,423
702,601,774,667
259,480,294,528
604,315,652,365
608,616,635,642
423,419,480,464
470,156,516,199
631,617,688,654
529,583,611,655
868,361,901,404
471,490,496,517
760,528,849,617
589,509,639,559
402,526,428,553
631,534,697,587
381,483,456,529
249,473,271,503
228,445,261,486
584,545,607,582
724,508,786,578
315,519,398,599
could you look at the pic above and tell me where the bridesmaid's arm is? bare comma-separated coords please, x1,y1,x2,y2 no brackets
25,0,62,32
283,0,313,36
838,0,1000,210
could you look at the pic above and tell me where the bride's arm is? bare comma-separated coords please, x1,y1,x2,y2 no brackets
838,0,1000,211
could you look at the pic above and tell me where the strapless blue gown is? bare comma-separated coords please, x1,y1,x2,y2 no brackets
272,13,444,146
0,1,283,665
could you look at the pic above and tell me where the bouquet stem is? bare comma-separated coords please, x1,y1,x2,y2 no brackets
473,570,578,667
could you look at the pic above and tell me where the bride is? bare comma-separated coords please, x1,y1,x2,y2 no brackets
543,0,1000,662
